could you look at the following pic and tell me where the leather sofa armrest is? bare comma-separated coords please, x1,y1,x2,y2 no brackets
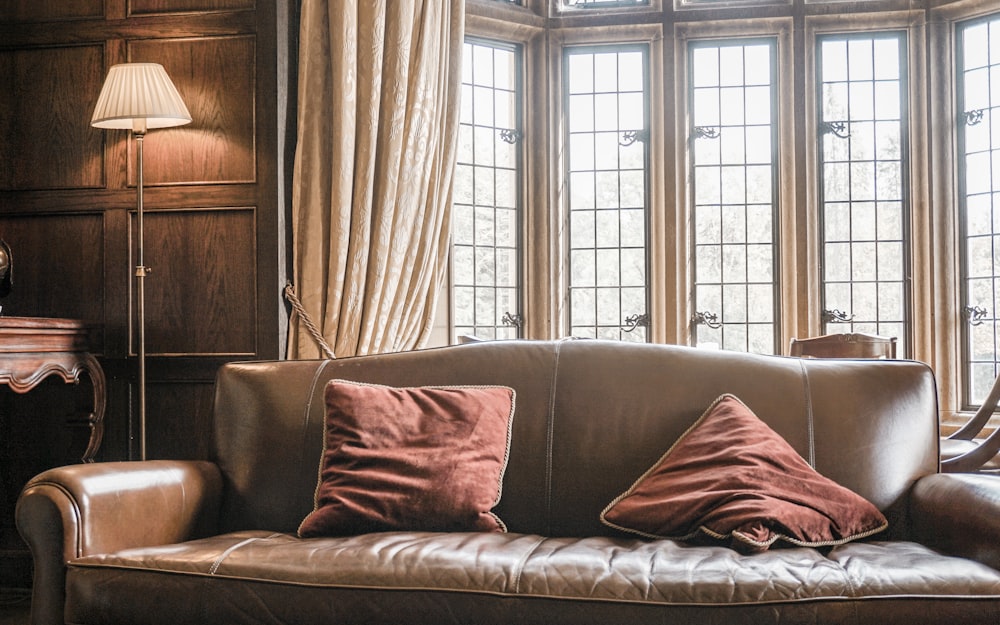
910,472,1000,571
15,460,222,625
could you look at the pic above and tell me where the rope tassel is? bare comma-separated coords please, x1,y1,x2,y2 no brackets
284,283,337,359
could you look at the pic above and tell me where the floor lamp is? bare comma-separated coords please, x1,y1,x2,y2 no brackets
91,63,191,460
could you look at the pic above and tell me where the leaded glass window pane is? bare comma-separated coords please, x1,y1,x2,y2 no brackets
817,33,909,353
452,39,522,341
690,39,778,354
959,15,1000,405
566,46,649,341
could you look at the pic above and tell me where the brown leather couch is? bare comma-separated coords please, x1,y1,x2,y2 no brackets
16,340,1000,624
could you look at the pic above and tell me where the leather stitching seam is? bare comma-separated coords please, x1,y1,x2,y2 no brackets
301,361,334,517
544,342,562,537
799,359,816,467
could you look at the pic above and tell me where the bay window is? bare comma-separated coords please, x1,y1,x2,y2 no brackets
446,0,1000,425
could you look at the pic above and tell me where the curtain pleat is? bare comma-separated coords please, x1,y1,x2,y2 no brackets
289,0,464,359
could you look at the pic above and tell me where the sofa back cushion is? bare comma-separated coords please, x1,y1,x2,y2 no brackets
211,340,938,539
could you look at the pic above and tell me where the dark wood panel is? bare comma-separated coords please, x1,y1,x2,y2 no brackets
0,12,256,47
0,45,105,191
0,0,103,22
139,208,256,355
147,355,246,380
0,184,259,214
130,0,254,15
130,36,257,185
95,357,137,462
0,213,105,336
145,379,215,460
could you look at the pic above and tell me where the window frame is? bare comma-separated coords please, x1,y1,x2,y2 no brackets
954,10,1000,409
812,29,913,354
674,18,796,351
686,34,782,354
451,36,527,342
562,41,653,341
804,12,930,366
548,22,666,340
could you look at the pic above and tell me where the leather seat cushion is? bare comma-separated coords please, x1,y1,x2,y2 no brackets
66,531,1000,625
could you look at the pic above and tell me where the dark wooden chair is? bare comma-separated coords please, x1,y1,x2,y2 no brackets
789,332,897,359
941,372,1000,473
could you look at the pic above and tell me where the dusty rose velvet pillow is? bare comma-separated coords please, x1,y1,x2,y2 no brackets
600,394,888,553
298,380,516,538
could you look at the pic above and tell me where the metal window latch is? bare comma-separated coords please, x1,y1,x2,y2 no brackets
820,121,851,139
619,129,649,146
693,126,720,140
499,128,522,144
622,313,649,333
821,308,854,323
501,311,523,328
692,311,722,329
963,110,984,126
964,305,988,327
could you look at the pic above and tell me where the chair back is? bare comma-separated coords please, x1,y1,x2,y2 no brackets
942,369,1000,472
789,332,897,359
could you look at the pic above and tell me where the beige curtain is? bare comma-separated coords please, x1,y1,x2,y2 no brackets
288,0,464,359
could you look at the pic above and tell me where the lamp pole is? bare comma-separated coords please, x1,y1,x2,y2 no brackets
134,124,148,461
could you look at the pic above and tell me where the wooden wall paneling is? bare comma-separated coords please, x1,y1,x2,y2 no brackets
97,38,130,195
144,378,215,460
0,13,257,49
130,0,255,16
138,208,256,356
106,0,127,22
0,0,286,471
0,45,106,191
103,207,130,358
0,213,106,342
0,1,103,23
129,36,257,186
96,358,134,461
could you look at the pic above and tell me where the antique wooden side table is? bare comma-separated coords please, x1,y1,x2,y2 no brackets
0,317,106,589
0,317,105,462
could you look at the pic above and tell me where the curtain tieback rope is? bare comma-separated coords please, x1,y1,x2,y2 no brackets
284,283,337,359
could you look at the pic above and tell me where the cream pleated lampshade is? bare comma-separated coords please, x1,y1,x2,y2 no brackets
91,63,192,131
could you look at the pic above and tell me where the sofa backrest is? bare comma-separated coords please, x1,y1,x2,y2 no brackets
210,340,939,539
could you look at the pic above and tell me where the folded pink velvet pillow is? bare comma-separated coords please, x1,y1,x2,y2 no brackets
298,380,516,538
600,394,888,553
